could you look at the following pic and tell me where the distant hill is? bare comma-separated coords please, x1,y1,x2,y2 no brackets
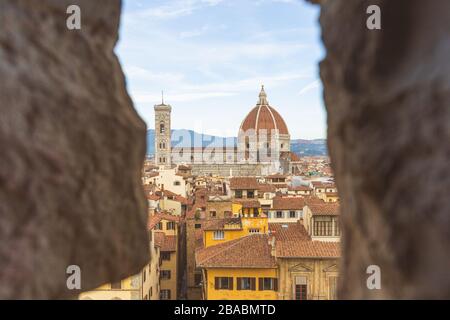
147,130,327,156
290,138,328,156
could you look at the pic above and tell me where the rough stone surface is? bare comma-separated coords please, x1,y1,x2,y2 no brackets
0,0,149,299
318,0,450,298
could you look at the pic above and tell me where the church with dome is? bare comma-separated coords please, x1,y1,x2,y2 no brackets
154,86,301,176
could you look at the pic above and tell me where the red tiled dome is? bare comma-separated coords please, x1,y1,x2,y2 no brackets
239,87,289,135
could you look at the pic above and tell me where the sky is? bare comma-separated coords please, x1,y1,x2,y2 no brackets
116,0,326,139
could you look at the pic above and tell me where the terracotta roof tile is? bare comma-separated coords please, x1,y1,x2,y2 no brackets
276,240,340,258
269,222,311,241
230,177,259,190
272,196,305,210
148,213,180,230
307,202,340,216
196,234,276,268
154,232,177,252
258,183,277,193
240,104,289,136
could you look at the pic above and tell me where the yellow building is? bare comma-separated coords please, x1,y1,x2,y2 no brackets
203,216,268,247
196,215,278,300
196,234,278,300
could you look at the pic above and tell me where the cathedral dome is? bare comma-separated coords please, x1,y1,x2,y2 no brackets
239,86,289,136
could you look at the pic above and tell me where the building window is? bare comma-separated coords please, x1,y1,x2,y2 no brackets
161,252,171,261
248,228,260,234
214,277,233,290
276,211,283,218
160,123,165,134
259,278,278,291
213,230,224,240
294,276,308,300
224,211,232,218
209,210,217,218
195,223,201,229
247,190,255,198
237,277,256,290
111,281,121,290
166,221,175,230
174,181,181,186
313,217,333,236
194,273,202,286
155,222,163,230
334,218,340,236
289,211,296,218
329,276,338,300
161,270,171,280
160,289,171,300
235,190,243,198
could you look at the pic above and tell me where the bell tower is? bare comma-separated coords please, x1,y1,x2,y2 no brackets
154,93,172,168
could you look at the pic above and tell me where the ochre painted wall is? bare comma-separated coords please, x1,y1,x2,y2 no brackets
205,268,278,300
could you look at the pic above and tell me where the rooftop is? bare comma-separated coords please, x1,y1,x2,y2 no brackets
196,234,277,268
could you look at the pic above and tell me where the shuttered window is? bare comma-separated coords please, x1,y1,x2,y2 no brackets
258,278,278,291
214,277,233,290
237,277,256,290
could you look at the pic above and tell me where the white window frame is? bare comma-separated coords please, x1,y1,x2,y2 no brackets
213,230,224,240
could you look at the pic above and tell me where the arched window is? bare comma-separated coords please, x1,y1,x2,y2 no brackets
160,122,165,133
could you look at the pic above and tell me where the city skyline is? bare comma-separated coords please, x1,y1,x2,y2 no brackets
116,0,326,139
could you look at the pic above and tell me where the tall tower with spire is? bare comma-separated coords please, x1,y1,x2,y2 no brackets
154,93,172,168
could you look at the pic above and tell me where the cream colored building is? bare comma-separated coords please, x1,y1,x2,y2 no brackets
269,222,340,300
278,257,339,300
79,227,161,300
303,201,340,242
150,168,188,197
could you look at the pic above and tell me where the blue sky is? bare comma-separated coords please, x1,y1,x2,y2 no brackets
116,0,326,139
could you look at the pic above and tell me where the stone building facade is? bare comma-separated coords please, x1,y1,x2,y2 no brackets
155,87,299,176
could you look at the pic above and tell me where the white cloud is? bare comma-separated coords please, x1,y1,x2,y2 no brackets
298,79,320,95
130,91,236,103
126,70,311,104
124,66,185,83
135,0,225,20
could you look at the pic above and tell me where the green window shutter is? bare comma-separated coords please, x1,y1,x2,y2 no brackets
237,278,242,290
259,278,264,291
229,277,234,290
274,278,278,291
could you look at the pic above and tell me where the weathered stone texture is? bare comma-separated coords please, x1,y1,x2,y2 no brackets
318,0,450,298
0,0,149,299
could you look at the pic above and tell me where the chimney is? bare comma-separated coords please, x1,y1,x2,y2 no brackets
269,236,276,257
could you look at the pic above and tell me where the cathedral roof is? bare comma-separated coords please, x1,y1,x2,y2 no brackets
239,86,289,136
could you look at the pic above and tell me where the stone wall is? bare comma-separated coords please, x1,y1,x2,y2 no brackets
190,163,266,177
317,0,450,299
0,0,149,299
